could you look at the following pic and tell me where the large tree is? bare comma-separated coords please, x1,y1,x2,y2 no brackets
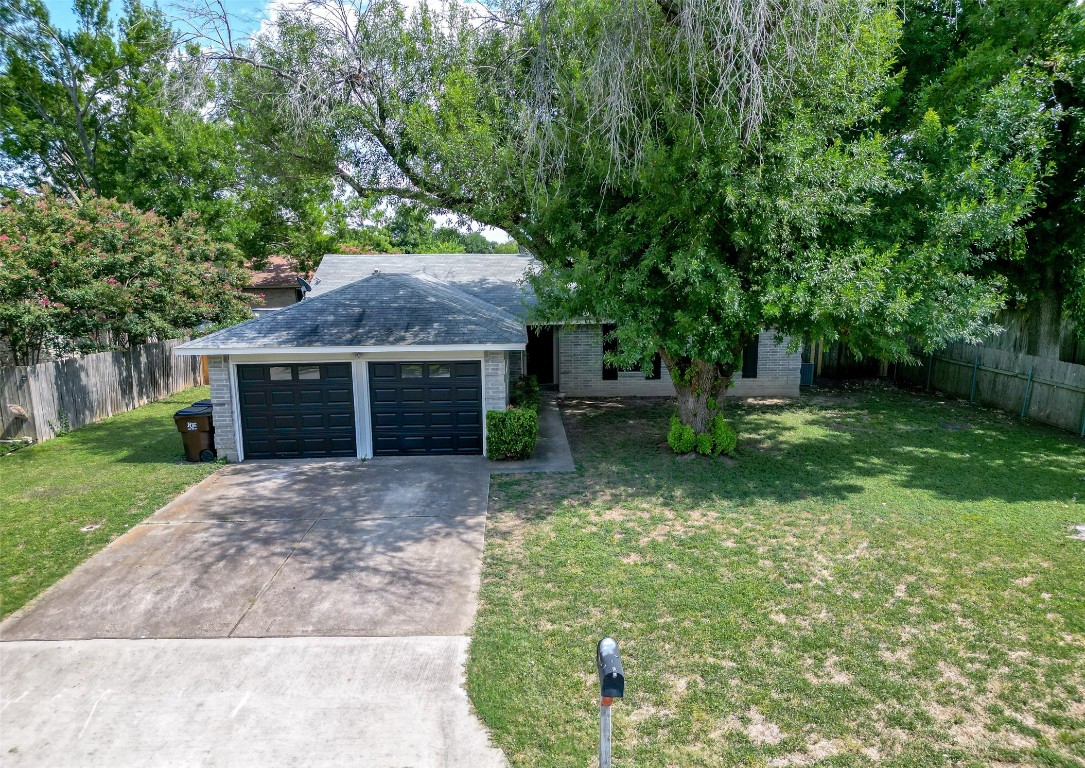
888,0,1085,356
0,188,251,365
0,0,342,264
196,0,1052,442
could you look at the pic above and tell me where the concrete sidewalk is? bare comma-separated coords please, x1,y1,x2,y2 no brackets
1,637,505,767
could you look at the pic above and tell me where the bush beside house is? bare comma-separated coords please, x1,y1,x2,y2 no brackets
486,375,540,460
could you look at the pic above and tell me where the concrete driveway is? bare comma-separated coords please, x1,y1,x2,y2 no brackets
1,457,507,767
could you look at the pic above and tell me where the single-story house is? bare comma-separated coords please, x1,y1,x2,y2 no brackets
176,253,801,461
243,256,313,314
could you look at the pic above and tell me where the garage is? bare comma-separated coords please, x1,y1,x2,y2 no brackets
237,363,356,459
369,361,483,455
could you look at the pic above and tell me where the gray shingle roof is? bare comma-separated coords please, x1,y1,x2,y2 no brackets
311,253,538,317
178,272,527,351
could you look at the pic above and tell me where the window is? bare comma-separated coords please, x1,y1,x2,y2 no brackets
741,337,759,379
297,366,321,380
602,323,662,380
400,364,423,378
428,364,451,378
269,366,293,381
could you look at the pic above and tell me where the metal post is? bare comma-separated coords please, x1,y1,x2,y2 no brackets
596,637,624,768
600,697,612,768
969,355,980,402
1021,366,1034,418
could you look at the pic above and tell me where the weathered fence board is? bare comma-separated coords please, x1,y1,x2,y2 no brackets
0,339,202,443
899,341,1085,435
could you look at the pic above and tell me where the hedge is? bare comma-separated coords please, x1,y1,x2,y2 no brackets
487,406,539,460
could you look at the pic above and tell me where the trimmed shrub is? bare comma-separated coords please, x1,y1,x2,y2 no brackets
667,417,697,454
487,406,539,460
667,413,738,457
709,414,737,456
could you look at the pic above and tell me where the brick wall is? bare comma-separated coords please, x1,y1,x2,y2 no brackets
557,325,675,396
484,351,508,412
207,355,240,460
555,325,800,398
730,332,802,397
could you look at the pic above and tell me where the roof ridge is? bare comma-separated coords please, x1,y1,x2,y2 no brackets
402,272,524,328
184,272,381,346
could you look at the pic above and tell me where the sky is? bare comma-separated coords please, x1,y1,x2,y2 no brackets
42,0,269,37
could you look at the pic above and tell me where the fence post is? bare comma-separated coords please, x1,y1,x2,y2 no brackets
926,354,935,390
969,356,980,402
1020,366,1035,418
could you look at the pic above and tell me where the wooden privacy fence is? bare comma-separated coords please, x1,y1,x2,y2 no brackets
899,341,1085,435
0,339,203,443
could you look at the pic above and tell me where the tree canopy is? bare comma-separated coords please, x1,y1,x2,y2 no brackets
196,0,1059,439
0,189,251,365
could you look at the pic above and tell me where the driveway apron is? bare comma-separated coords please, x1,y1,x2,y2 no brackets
0,456,507,767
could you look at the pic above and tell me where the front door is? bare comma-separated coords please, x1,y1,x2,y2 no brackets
526,326,555,385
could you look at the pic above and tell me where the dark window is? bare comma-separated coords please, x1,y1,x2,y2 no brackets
742,337,759,379
602,323,662,380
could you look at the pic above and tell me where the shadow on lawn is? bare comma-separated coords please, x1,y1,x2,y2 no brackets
40,390,204,465
535,389,1085,515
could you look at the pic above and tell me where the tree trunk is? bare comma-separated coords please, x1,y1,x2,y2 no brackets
660,349,734,433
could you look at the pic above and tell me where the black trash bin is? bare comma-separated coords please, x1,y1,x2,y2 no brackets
174,402,216,462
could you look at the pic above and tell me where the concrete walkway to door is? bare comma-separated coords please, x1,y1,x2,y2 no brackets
1,457,508,767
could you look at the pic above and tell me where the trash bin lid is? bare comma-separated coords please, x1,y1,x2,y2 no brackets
175,405,212,417
192,399,213,408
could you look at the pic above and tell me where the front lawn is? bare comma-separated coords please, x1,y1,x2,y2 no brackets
0,386,221,618
468,386,1085,767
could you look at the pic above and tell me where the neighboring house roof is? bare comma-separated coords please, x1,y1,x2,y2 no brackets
311,253,538,316
176,272,527,354
246,256,313,290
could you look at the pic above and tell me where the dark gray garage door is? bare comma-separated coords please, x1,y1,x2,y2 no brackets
369,361,482,455
237,363,356,459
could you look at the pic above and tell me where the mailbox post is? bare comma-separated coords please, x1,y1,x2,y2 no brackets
596,638,624,768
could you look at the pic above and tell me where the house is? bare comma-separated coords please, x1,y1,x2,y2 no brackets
242,256,313,314
175,253,801,461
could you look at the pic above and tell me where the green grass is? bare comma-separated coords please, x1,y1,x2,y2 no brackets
467,385,1085,767
1,386,222,618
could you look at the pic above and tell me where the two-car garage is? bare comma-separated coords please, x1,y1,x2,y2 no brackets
175,269,526,462
236,361,483,459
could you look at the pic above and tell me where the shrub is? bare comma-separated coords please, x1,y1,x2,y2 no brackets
667,413,737,456
709,414,737,456
511,374,541,409
667,417,697,453
487,406,539,460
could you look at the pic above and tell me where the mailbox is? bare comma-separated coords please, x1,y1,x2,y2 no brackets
596,638,624,700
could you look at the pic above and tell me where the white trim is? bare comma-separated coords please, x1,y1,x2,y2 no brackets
352,358,369,459
480,356,488,457
227,358,245,463
176,343,525,356
358,359,373,459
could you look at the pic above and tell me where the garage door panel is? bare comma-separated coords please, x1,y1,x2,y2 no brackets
238,364,357,460
368,360,483,456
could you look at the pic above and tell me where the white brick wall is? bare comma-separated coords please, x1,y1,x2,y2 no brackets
555,325,800,398
207,355,240,460
730,331,802,397
484,351,509,412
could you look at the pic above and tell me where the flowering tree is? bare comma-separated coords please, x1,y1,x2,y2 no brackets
0,189,251,365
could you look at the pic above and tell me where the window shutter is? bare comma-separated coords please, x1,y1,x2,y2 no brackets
742,337,759,379
602,324,618,380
